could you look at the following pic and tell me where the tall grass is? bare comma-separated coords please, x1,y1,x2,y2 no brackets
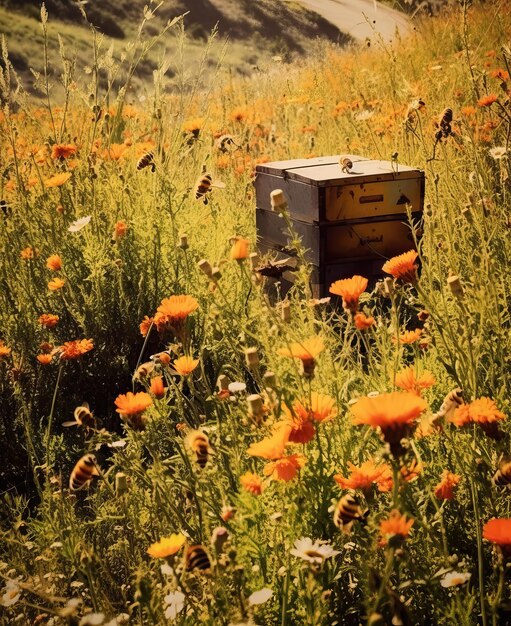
1,1,511,624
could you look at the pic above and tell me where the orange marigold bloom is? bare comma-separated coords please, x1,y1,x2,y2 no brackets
483,519,511,546
451,397,505,425
280,407,316,444
37,353,53,365
308,391,337,422
44,172,72,188
173,356,199,376
51,144,77,160
329,275,368,313
278,336,324,377
247,426,290,460
48,277,65,291
351,391,427,456
150,376,166,399
147,533,186,559
0,341,12,358
240,471,264,495
230,237,250,260
59,338,94,360
139,316,154,337
38,313,59,328
354,312,375,330
113,220,128,240
380,510,414,543
334,460,392,492
450,403,471,427
103,143,129,160
478,94,498,107
115,391,152,416
398,329,422,344
490,69,510,81
182,117,205,134
400,460,422,483
434,470,461,501
46,254,62,271
154,295,199,333
263,454,306,482
394,366,436,396
21,246,37,260
382,250,418,283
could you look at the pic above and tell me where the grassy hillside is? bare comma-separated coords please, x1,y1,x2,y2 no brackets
0,0,349,96
2,1,511,624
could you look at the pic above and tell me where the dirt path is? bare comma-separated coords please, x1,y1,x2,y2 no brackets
294,0,410,43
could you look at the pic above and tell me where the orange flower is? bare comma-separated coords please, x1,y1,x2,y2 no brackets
182,117,205,134
490,69,510,81
150,376,166,399
102,143,129,160
280,407,316,444
434,470,461,501
380,510,414,544
113,220,128,240
48,278,65,291
278,336,324,377
0,341,12,358
334,460,392,492
115,391,153,429
38,314,59,328
247,426,290,460
483,519,511,546
230,237,250,260
398,329,422,344
139,316,154,337
478,94,498,107
382,250,418,283
51,144,77,160
263,454,306,482
450,397,505,437
37,353,53,365
46,254,62,271
400,460,422,483
173,356,199,376
147,533,186,559
450,403,471,427
351,391,427,456
44,172,72,188
307,392,337,422
154,295,199,333
329,275,368,313
394,366,435,396
354,312,375,330
20,246,36,260
59,338,94,360
240,471,264,495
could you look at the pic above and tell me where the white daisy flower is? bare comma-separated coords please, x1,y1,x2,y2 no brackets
440,571,471,588
0,580,21,608
164,590,185,620
248,587,273,606
228,381,246,393
79,613,105,626
290,537,340,564
489,146,507,160
68,215,92,232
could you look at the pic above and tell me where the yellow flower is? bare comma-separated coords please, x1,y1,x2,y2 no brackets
173,356,199,376
147,533,186,559
46,254,62,271
48,277,65,291
44,172,72,188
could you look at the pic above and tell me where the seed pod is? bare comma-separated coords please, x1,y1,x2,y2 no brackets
247,394,264,420
244,347,260,370
198,259,213,277
179,233,189,249
447,275,464,298
270,189,287,212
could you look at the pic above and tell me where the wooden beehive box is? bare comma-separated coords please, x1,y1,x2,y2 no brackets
255,155,424,297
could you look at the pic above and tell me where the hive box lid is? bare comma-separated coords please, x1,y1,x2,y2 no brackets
256,154,422,186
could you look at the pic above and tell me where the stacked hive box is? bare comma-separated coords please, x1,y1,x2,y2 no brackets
255,155,425,297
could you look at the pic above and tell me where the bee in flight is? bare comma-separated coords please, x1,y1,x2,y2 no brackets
432,388,463,424
255,256,298,279
194,173,225,205
136,151,156,172
340,156,353,173
62,402,96,430
493,458,511,487
333,492,368,532
185,545,211,571
186,430,212,468
134,361,155,382
69,453,100,491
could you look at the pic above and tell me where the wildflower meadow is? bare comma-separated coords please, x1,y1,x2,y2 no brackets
2,1,511,624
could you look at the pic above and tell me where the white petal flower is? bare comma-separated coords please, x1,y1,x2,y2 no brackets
489,146,507,160
290,537,340,564
164,590,185,620
0,580,21,607
228,381,246,393
248,588,273,606
440,571,471,588
68,215,92,232
79,614,105,626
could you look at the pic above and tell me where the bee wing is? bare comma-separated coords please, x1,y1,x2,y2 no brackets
62,420,78,427
81,402,90,410
211,180,226,189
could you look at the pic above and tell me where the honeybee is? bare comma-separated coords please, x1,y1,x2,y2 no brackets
136,151,155,172
186,430,212,468
438,107,453,139
493,458,511,487
255,257,298,279
62,403,96,429
134,361,155,381
185,545,211,571
194,173,225,205
69,453,100,491
433,388,464,423
340,157,353,173
333,493,368,532
215,134,238,153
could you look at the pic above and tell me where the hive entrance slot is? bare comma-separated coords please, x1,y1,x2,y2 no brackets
359,194,384,204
